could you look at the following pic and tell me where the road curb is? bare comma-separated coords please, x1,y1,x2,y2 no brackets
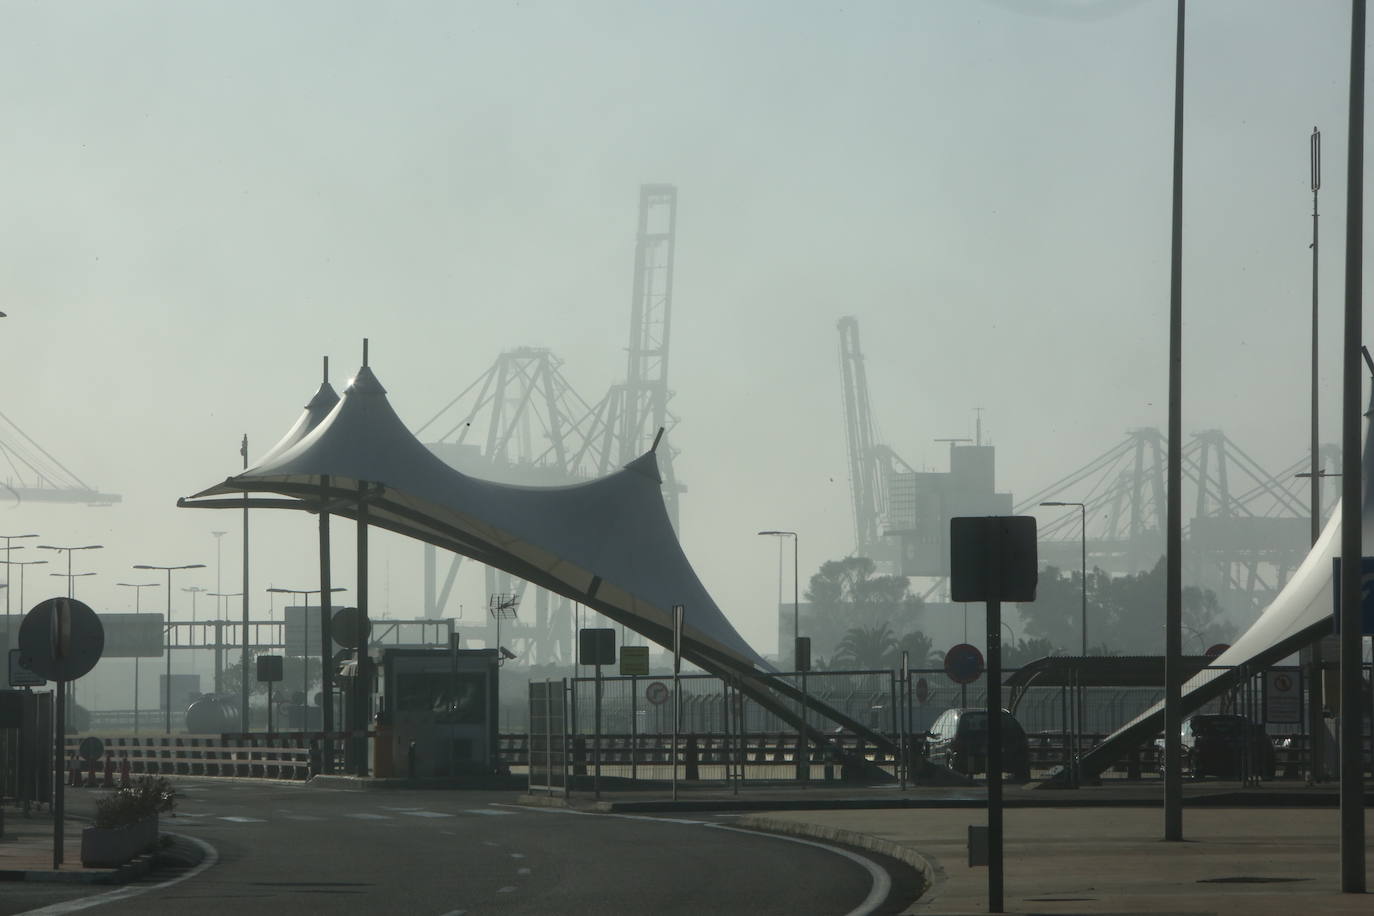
733,814,935,912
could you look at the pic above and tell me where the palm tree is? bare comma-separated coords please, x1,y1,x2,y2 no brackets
894,630,938,669
832,623,899,669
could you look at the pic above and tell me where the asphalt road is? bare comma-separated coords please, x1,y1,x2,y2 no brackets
1,779,924,915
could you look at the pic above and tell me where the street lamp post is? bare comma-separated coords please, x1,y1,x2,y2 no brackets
266,586,347,732
2,559,47,619
208,591,242,695
36,544,103,599
117,582,160,733
758,530,805,782
134,563,206,734
757,531,799,665
1041,502,1088,656
0,534,38,620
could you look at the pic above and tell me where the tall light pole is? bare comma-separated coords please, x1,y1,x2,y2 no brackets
36,544,103,598
2,559,46,619
118,582,160,733
134,563,206,734
212,531,227,620
0,533,38,620
183,586,207,694
267,586,346,730
49,571,96,597
757,531,799,666
1041,501,1088,656
208,591,242,695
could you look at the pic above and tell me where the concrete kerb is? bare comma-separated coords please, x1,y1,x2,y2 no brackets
735,812,936,897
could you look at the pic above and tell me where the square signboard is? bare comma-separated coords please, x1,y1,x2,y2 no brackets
949,516,1038,603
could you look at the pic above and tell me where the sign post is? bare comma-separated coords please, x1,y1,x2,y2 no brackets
672,604,683,802
18,598,105,869
950,516,1037,915
578,628,615,799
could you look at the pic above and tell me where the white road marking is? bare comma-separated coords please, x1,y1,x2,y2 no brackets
219,816,265,823
464,808,516,816
437,911,467,916
509,853,525,859
497,886,517,894
16,833,219,915
345,813,392,820
401,810,453,818
517,867,531,876
281,814,325,821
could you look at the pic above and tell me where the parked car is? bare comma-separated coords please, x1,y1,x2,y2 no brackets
926,707,1031,780
1156,714,1275,780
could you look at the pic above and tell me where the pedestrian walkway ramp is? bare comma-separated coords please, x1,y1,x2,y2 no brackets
1079,393,1374,779
179,356,897,773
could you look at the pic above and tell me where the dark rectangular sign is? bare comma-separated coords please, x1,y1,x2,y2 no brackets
578,628,616,666
256,654,284,683
949,516,1038,603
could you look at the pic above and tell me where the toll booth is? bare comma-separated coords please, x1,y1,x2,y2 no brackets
378,648,500,778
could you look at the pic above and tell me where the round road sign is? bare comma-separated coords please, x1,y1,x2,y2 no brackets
944,643,985,685
78,736,104,762
17,598,105,681
915,677,931,705
331,607,372,649
646,681,670,705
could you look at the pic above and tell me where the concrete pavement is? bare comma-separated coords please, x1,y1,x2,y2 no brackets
527,781,1374,914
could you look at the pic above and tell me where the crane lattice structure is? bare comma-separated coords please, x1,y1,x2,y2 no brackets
414,348,598,664
1020,429,1337,613
836,316,910,567
0,408,120,505
583,184,684,528
416,185,685,665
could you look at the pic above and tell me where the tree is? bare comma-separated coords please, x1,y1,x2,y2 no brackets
1002,637,1060,669
832,623,899,668
221,651,324,702
804,556,925,663
895,630,939,669
1016,559,1233,656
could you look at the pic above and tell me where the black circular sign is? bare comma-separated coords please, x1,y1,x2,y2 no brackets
944,643,985,685
78,736,104,762
17,598,105,681
331,607,372,649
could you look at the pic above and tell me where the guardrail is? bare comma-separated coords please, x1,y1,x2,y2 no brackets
62,734,354,782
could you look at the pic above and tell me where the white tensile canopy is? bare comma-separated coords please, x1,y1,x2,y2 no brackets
1080,390,1374,776
182,363,773,676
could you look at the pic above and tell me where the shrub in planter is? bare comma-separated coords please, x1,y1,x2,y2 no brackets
82,777,176,868
94,776,176,828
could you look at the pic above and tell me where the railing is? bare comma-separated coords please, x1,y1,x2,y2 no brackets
499,729,1355,781
62,734,339,781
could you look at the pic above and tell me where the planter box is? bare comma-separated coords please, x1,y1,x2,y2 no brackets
81,815,158,868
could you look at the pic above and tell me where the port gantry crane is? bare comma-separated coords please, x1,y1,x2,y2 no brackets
417,185,685,665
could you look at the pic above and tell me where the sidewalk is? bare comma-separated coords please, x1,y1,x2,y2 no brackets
526,781,1374,914
0,800,151,885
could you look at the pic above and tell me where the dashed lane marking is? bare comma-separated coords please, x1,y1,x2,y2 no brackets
345,813,392,820
219,816,265,823
464,809,517,816
401,810,454,818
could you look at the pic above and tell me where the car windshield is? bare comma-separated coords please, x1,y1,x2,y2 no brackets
959,711,1024,737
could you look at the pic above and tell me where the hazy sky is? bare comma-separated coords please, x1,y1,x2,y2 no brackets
0,0,1364,673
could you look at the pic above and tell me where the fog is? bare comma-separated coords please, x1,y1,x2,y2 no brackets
0,1,1363,702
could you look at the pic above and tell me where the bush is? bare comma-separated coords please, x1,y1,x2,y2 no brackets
94,776,176,829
